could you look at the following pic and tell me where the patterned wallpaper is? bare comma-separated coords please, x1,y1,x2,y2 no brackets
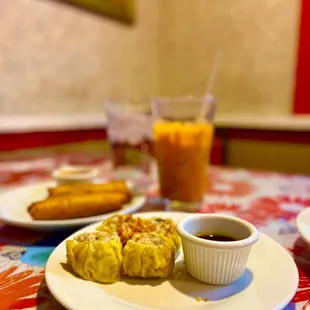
0,0,301,117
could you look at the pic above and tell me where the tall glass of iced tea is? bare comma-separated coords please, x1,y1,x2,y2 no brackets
151,96,215,207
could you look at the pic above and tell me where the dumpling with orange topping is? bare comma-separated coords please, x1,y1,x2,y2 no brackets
96,214,148,245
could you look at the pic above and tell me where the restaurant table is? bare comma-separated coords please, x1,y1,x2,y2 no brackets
0,152,310,310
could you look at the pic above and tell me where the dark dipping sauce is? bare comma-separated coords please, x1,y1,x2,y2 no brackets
196,233,237,242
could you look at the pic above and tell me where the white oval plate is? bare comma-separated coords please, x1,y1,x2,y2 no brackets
45,211,298,310
296,208,310,244
0,182,145,231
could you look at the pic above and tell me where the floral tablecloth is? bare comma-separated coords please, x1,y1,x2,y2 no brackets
0,152,310,310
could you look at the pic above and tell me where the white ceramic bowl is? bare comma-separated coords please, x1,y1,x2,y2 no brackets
177,213,259,285
52,166,98,185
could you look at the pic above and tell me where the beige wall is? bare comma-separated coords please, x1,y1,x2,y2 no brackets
0,0,301,117
158,0,300,116
0,0,160,115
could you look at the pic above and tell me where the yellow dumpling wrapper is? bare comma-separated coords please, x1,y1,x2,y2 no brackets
97,215,181,251
146,217,181,251
66,231,122,283
122,233,175,279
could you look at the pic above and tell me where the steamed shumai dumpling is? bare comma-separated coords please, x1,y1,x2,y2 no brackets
121,232,175,279
96,215,181,251
145,217,181,251
96,214,147,246
66,231,122,283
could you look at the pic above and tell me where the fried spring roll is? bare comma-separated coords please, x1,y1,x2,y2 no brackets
48,181,132,202
28,192,127,220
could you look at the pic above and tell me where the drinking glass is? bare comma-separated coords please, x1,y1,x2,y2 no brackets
105,100,154,180
151,96,215,209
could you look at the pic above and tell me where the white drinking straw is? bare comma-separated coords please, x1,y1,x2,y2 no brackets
205,52,222,97
201,51,222,118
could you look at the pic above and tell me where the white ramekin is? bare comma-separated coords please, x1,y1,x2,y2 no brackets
52,166,98,185
177,213,259,285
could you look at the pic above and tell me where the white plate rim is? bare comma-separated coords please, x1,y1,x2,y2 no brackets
0,181,146,230
45,211,299,310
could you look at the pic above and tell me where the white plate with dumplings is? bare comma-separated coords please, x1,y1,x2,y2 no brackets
45,211,298,310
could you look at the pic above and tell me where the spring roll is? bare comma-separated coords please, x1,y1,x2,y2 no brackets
66,231,123,283
28,192,127,220
122,232,176,278
48,181,132,202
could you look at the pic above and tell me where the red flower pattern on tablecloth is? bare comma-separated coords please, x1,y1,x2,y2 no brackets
288,261,310,308
206,180,255,197
207,168,224,184
238,196,310,226
248,170,288,178
0,153,110,187
0,153,310,309
292,268,310,303
0,170,51,186
286,239,310,307
0,266,46,310
7,278,65,310
281,196,310,206
198,202,241,214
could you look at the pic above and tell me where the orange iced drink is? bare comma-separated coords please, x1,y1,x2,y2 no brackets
154,120,214,202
